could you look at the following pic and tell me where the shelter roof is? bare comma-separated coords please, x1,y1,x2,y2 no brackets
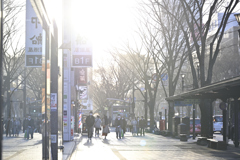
166,76,240,101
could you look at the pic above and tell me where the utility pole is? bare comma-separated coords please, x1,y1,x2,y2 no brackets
23,69,26,117
144,83,148,121
0,0,3,159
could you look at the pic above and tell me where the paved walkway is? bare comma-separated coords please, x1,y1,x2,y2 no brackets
2,129,240,160
69,128,240,160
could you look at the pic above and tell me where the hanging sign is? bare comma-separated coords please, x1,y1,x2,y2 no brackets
25,0,42,67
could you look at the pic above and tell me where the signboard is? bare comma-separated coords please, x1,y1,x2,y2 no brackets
71,34,92,67
50,93,57,110
25,0,42,67
75,68,87,86
79,86,88,100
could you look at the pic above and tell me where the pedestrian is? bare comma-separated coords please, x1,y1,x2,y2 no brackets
23,116,28,138
102,115,110,139
86,111,95,141
136,117,140,136
26,115,34,139
121,117,126,138
5,117,12,137
126,117,132,132
139,116,146,136
12,118,18,137
115,114,122,139
94,115,101,137
131,117,137,136
15,118,21,137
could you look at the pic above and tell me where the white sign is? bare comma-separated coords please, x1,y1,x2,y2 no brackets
51,93,57,110
71,34,92,67
25,0,42,67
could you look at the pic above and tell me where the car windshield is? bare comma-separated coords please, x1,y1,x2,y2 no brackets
214,116,223,122
190,119,200,125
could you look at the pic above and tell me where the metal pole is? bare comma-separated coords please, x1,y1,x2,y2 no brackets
144,89,147,121
193,104,196,140
0,0,3,158
23,69,26,117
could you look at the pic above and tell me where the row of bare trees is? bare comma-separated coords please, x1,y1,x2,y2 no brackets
91,0,239,133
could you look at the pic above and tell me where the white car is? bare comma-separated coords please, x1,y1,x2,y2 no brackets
213,115,223,133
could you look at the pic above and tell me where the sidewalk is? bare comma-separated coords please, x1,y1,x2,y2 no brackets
2,131,80,160
2,132,42,160
63,133,82,160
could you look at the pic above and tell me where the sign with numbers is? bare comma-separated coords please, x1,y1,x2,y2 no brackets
25,0,42,67
71,34,92,67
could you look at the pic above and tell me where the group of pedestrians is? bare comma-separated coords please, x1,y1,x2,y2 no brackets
4,115,35,140
5,117,21,137
114,114,146,139
85,111,110,141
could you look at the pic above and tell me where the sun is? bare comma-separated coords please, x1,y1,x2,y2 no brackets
70,0,138,64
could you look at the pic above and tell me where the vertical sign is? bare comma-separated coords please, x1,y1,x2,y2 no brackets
50,93,57,111
71,35,92,67
75,68,87,86
25,0,42,67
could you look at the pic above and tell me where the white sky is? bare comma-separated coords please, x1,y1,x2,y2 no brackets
71,0,140,67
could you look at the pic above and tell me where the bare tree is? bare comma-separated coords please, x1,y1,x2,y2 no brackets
158,0,239,136
2,0,32,118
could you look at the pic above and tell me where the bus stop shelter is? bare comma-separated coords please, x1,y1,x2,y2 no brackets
166,76,240,147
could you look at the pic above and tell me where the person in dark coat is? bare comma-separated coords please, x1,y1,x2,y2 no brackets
5,117,12,137
26,115,34,139
139,116,146,136
114,114,122,139
86,111,95,140
136,117,140,136
121,117,126,138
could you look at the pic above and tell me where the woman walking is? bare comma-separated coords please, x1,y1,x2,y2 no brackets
94,115,101,137
102,115,109,139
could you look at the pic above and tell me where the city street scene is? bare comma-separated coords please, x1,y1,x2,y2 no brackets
0,0,240,160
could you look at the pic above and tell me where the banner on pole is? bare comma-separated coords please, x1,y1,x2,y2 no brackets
25,0,42,67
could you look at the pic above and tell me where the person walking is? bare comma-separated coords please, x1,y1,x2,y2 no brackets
136,117,140,136
5,117,12,137
121,117,126,138
126,117,132,132
86,111,95,141
115,114,122,139
23,116,28,138
94,115,101,137
131,117,137,136
139,116,146,136
26,115,34,139
102,115,109,139
15,118,21,137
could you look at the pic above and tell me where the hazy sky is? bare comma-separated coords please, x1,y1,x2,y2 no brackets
71,0,140,66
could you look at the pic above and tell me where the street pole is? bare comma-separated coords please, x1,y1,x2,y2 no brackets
132,72,135,117
23,69,26,117
144,83,148,121
193,104,196,140
0,0,3,158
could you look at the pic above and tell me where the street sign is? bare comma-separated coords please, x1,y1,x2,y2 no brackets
72,55,92,67
25,0,42,67
71,34,92,67
184,99,200,104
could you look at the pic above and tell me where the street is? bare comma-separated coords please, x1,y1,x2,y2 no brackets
69,128,240,160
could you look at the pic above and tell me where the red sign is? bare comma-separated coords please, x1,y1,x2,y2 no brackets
75,68,87,86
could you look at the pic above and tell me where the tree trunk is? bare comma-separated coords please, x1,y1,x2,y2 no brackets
149,99,155,131
168,101,175,132
199,99,213,137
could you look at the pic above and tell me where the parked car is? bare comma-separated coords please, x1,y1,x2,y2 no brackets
190,118,201,136
213,115,223,133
